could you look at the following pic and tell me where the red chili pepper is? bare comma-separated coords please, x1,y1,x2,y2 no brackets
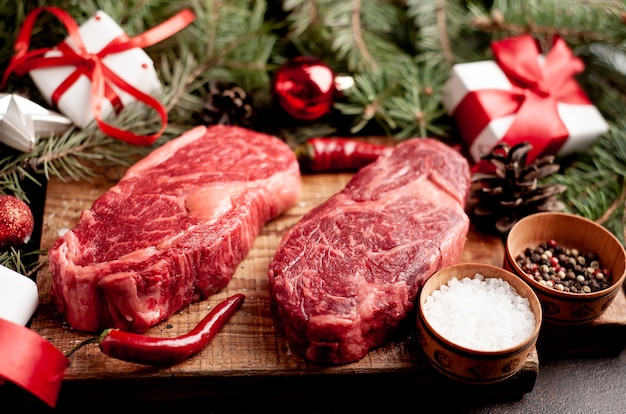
66,294,245,366
296,137,393,173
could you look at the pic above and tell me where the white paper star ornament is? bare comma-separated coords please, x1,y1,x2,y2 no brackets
0,93,73,152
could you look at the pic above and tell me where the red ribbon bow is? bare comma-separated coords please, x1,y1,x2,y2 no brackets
1,7,196,146
453,34,591,166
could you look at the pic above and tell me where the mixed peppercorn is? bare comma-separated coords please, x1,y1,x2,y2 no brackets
515,239,612,294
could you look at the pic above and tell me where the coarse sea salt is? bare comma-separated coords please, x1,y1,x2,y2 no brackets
422,272,536,352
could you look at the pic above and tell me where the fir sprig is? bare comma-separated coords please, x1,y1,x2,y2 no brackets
548,124,626,244
468,0,626,45
405,0,468,64
0,248,44,278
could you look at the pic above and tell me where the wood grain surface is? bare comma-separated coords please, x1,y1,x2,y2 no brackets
25,165,626,408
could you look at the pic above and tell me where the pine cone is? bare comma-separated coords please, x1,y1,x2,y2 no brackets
200,80,254,128
470,142,567,234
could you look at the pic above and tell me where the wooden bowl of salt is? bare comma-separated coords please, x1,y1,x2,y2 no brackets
416,263,542,384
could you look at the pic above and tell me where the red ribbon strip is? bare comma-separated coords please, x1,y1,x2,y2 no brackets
0,318,69,408
453,34,591,166
1,7,196,146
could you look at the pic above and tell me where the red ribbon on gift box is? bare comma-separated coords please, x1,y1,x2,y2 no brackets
1,7,195,146
0,318,69,408
453,34,592,167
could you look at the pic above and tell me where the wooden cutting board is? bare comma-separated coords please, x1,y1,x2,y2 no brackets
24,164,625,409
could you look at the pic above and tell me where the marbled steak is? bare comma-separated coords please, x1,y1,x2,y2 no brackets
268,138,470,364
49,125,301,333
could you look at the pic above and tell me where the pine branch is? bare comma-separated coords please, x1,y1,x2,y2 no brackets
0,248,44,276
547,123,626,244
468,0,626,45
405,0,468,64
283,0,413,74
345,0,378,71
334,68,402,135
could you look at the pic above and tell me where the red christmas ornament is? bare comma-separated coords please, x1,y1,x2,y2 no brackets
0,195,34,249
273,56,337,121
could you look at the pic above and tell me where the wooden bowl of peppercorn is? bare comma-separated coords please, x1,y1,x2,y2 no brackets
504,212,626,326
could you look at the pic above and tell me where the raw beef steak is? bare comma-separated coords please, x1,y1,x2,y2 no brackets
49,125,301,333
268,138,470,364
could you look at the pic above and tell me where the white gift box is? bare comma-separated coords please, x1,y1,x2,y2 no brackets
28,11,162,129
0,264,38,326
441,60,609,163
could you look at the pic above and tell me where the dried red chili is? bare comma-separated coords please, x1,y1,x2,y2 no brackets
66,293,245,366
296,137,393,172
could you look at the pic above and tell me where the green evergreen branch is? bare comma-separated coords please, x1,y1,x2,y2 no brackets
329,0,379,71
0,248,44,277
468,0,626,44
334,68,401,134
405,0,459,64
547,123,626,244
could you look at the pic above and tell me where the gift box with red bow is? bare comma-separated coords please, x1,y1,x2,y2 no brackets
2,7,195,145
29,11,161,130
441,35,609,167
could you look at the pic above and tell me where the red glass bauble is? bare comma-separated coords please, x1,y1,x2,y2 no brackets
273,57,336,121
